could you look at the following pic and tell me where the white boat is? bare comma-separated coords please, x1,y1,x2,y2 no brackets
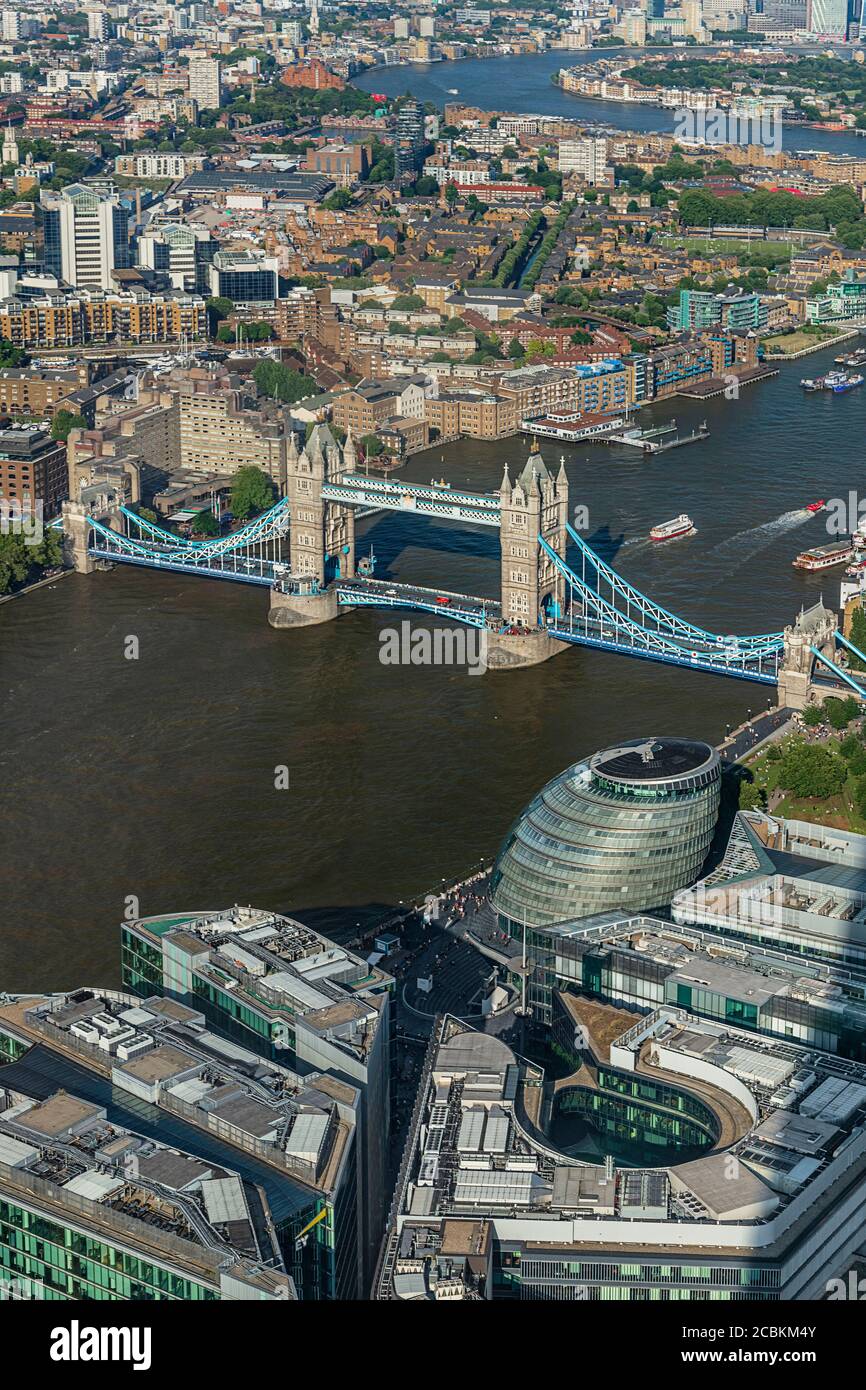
649,514,695,543
447,88,459,95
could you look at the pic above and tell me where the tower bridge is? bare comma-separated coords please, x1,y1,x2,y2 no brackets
61,425,866,700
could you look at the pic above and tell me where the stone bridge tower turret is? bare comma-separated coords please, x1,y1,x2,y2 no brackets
777,600,838,710
498,444,569,628
284,424,355,585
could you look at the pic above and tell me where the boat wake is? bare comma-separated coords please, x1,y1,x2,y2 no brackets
709,508,814,564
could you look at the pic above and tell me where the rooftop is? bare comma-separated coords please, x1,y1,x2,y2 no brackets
0,985,359,1203
129,905,392,1064
380,1003,866,1297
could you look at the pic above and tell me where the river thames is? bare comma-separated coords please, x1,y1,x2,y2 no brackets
355,47,866,157
1,342,862,990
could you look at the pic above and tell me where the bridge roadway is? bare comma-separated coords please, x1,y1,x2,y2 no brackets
87,536,283,586
337,575,501,627
321,473,501,527
548,616,780,685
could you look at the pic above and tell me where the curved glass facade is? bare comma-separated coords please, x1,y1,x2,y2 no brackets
490,737,721,930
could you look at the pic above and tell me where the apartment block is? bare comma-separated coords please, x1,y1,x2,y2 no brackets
425,391,516,439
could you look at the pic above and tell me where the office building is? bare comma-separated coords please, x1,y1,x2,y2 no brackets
0,1024,296,1302
519,911,866,1060
377,1011,866,1300
673,809,866,973
809,0,849,35
488,738,721,1020
208,250,278,304
0,424,68,519
42,184,129,293
160,369,289,484
0,984,365,1300
187,55,222,111
138,220,213,293
120,904,392,1290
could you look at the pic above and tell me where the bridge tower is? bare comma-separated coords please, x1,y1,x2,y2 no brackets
285,424,356,585
270,424,355,628
62,500,97,574
485,444,570,669
61,492,125,574
498,444,569,628
777,600,838,710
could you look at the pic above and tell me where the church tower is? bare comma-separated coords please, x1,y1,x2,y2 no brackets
2,125,18,168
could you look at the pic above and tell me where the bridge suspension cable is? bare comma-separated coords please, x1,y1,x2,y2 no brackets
540,534,782,683
564,521,784,648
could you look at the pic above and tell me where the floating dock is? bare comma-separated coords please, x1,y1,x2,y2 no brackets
605,420,709,454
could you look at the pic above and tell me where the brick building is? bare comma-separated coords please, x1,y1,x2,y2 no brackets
280,60,344,91
425,391,516,439
0,424,68,518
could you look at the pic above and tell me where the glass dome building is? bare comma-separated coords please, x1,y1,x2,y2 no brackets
490,736,721,937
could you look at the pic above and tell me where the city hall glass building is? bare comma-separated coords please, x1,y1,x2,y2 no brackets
489,738,721,1020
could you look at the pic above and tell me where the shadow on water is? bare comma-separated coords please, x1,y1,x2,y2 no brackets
358,513,500,572
579,525,629,567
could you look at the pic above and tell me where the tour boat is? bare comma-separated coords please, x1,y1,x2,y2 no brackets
806,500,826,513
793,540,855,571
649,514,695,543
835,347,866,367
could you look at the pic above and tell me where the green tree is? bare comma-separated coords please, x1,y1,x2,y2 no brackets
206,296,233,333
0,528,62,595
252,360,312,404
848,604,866,671
391,293,425,312
360,433,384,457
507,337,525,358
802,704,823,727
0,338,27,368
50,410,88,442
190,508,219,536
323,188,352,211
823,696,860,730
444,181,458,207
778,744,847,799
230,466,276,520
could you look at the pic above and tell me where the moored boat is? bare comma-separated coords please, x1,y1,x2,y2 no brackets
793,540,854,571
831,372,864,393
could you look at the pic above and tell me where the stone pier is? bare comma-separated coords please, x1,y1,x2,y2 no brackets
268,586,341,629
484,628,569,670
